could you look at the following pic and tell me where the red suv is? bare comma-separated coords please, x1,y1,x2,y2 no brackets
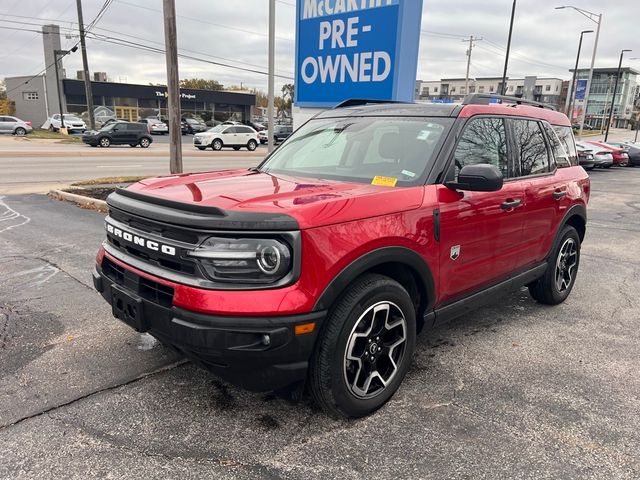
93,96,590,418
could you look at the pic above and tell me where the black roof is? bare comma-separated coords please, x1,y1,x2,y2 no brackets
315,102,461,119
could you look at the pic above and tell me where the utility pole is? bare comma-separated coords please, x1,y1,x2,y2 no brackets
75,0,95,131
267,0,276,153
500,0,517,95
163,0,183,174
605,49,632,142
463,36,482,96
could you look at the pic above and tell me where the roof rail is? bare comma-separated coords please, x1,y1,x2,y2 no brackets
333,99,408,109
462,94,556,111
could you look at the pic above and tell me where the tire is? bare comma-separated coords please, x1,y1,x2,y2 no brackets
585,166,595,171
90,144,98,147
212,139,223,151
528,225,581,305
197,146,206,151
233,146,241,151
129,144,137,148
308,274,416,418
604,164,612,169
99,137,111,148
14,127,26,136
247,140,257,151
139,138,151,148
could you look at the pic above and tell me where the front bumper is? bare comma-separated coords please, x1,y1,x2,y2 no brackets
93,262,325,391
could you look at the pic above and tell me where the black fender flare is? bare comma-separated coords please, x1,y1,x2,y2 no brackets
313,247,436,312
546,204,587,261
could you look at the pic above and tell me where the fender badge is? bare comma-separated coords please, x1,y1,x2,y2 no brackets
450,245,461,261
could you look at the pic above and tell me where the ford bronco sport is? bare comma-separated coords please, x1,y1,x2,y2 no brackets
93,95,590,418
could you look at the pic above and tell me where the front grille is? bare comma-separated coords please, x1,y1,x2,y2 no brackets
103,257,174,308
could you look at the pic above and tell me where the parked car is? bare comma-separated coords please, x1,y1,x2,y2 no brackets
140,118,169,135
604,141,631,153
94,96,589,418
576,141,614,168
182,118,207,134
574,143,595,170
243,121,266,132
572,122,596,131
82,121,153,148
258,125,293,144
192,124,259,151
222,120,242,126
42,114,87,133
586,141,629,166
625,142,640,166
0,116,33,136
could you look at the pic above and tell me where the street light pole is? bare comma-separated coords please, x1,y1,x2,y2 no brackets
500,0,517,96
555,6,602,138
567,30,593,119
267,0,275,153
53,48,77,130
605,49,632,142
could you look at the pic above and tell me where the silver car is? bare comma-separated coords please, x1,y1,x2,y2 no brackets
575,141,614,168
0,116,33,136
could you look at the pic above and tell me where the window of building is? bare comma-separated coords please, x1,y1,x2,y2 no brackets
478,86,485,93
460,87,466,95
545,85,551,91
433,87,438,93
450,87,456,93
489,85,495,93
510,119,550,176
453,117,510,179
469,86,476,93
23,92,39,100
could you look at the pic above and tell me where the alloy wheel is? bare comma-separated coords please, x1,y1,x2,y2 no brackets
343,301,407,399
555,238,578,292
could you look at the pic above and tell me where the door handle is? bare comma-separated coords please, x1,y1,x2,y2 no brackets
553,190,567,200
501,199,522,210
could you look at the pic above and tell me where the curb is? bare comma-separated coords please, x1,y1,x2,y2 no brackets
49,189,108,211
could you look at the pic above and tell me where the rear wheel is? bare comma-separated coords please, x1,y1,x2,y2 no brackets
139,138,150,148
247,139,257,151
212,139,223,151
309,274,416,418
99,137,111,148
14,127,27,136
528,225,580,305
129,144,137,148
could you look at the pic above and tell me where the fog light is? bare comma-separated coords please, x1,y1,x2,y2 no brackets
262,334,271,346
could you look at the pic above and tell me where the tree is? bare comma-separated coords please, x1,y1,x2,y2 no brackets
179,78,223,91
280,83,294,115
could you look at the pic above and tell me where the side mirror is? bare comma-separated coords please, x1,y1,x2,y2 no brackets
445,164,503,192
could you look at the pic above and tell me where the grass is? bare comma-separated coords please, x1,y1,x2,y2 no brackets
71,176,147,186
27,129,82,143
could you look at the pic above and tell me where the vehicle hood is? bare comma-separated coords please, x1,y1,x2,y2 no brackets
128,169,424,229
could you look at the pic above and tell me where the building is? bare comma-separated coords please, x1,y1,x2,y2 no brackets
5,24,255,127
416,76,566,110
571,67,640,129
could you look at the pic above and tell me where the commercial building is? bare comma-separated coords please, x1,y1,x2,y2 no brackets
416,76,567,111
4,24,255,128
571,67,640,129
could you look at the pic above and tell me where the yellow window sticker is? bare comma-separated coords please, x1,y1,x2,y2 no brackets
371,176,398,187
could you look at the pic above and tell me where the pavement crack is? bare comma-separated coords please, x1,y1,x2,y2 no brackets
0,359,188,431
0,254,94,292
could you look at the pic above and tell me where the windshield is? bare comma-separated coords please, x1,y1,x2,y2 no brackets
63,115,82,122
259,117,452,186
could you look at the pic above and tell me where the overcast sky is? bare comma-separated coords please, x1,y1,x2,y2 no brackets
1,0,638,93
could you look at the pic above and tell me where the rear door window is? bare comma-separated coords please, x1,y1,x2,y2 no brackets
509,119,550,176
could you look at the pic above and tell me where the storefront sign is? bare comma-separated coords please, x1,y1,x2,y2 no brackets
295,0,424,107
155,90,197,100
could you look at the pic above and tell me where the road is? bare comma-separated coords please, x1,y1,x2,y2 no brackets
0,167,639,479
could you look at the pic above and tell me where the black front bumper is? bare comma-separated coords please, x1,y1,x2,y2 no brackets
93,263,325,392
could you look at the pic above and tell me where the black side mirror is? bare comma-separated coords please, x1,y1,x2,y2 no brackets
445,164,503,192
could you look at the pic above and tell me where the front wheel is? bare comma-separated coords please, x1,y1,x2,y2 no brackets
212,139,223,151
247,139,257,151
309,274,416,418
129,144,137,148
139,138,150,148
528,225,580,305
99,137,111,148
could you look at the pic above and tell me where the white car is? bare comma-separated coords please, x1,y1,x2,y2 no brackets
193,124,259,151
141,118,169,135
42,114,87,133
0,116,33,136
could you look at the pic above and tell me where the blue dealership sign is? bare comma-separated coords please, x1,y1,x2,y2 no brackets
575,79,588,101
295,0,424,107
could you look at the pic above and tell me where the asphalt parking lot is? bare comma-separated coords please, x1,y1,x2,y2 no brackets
0,167,639,479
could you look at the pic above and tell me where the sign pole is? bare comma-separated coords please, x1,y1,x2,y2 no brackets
162,0,183,174
267,0,275,153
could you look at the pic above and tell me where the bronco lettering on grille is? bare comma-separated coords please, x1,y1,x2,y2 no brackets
106,222,176,256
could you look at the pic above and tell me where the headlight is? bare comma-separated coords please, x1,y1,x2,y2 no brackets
188,237,292,284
